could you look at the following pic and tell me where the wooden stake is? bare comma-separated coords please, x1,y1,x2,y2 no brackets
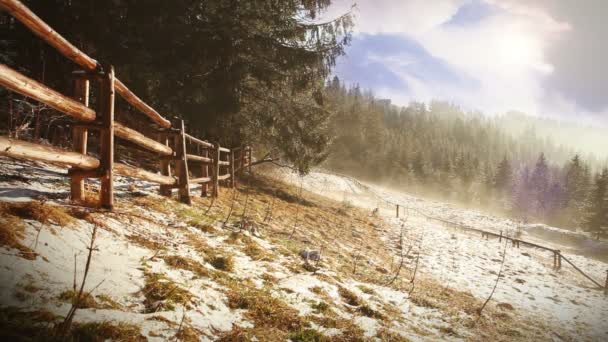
556,250,562,270
554,251,559,270
499,230,502,243
99,65,115,209
174,119,191,204
396,204,399,218
158,133,172,197
604,270,608,295
70,76,89,202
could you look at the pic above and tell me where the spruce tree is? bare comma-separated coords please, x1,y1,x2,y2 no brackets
583,168,608,239
531,153,550,216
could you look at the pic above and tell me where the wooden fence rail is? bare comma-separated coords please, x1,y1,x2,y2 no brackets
0,0,252,209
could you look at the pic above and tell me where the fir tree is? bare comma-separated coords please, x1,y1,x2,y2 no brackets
583,168,608,239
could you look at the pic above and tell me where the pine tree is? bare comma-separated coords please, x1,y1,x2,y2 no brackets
494,156,512,192
530,153,550,216
512,167,533,222
564,154,590,226
583,168,608,239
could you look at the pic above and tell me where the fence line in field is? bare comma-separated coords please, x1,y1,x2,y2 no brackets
0,0,252,209
327,169,608,292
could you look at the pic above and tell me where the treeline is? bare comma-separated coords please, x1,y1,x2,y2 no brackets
324,77,608,237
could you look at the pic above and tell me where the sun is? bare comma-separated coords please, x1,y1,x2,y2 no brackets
498,32,537,67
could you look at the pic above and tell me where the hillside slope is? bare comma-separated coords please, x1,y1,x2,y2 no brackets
0,157,593,341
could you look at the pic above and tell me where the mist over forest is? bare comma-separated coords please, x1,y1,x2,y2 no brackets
323,77,608,236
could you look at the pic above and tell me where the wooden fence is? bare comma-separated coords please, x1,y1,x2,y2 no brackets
397,196,608,292
327,169,608,293
0,0,252,209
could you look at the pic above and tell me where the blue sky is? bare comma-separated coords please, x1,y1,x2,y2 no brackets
326,0,608,123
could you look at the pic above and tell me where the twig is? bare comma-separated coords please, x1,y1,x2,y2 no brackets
385,221,411,286
87,279,106,296
223,187,240,228
173,307,187,341
57,223,99,339
204,195,216,216
477,239,509,320
409,225,426,295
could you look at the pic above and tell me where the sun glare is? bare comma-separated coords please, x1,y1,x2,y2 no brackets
498,32,537,67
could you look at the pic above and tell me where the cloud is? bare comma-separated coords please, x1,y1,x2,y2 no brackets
325,0,464,35
328,0,608,122
332,34,479,104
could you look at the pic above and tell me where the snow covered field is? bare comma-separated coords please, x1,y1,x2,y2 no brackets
1,157,606,341
280,169,608,340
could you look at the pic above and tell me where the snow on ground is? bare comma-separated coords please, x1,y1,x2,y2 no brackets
2,158,481,341
280,169,608,340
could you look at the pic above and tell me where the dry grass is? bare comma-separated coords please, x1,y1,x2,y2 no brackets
0,306,143,341
306,314,367,342
338,287,361,306
57,290,123,310
0,306,60,341
160,254,210,278
127,234,167,251
0,214,35,259
226,231,273,261
210,255,234,271
375,327,412,342
70,321,146,341
0,201,74,227
141,271,194,313
311,301,332,314
58,290,99,309
221,285,306,340
0,201,76,260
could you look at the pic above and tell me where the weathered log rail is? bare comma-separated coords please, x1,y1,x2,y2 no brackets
0,0,252,209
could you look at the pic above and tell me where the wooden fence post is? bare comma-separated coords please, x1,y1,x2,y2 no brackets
174,119,191,204
212,143,220,197
70,74,89,202
230,150,236,188
99,65,115,209
604,270,608,295
556,250,562,270
554,250,559,270
499,231,502,243
158,132,172,197
396,204,399,218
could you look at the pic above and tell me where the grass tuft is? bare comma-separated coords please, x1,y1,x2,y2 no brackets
210,255,234,271
0,214,36,259
142,271,194,313
161,254,210,277
289,328,329,342
223,285,305,340
0,201,74,227
337,287,360,306
70,321,146,341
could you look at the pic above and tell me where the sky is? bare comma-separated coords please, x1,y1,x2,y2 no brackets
325,0,608,124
